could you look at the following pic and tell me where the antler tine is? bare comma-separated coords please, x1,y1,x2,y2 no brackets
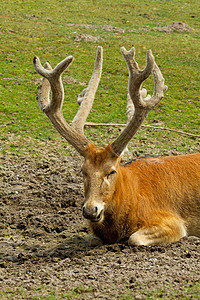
111,47,167,156
33,55,89,156
36,62,52,112
34,55,74,80
72,46,103,134
149,62,168,107
34,55,74,112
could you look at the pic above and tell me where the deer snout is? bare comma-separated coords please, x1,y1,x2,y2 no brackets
82,202,104,222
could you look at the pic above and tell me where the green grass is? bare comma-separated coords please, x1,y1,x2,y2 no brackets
1,282,199,299
0,0,199,155
124,282,200,299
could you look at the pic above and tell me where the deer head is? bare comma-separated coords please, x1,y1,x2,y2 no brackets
33,46,167,223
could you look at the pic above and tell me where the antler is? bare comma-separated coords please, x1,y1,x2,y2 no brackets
33,46,103,156
72,47,103,134
111,47,168,156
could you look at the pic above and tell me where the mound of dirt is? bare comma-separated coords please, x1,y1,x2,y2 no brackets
152,21,197,32
66,22,197,36
66,23,126,34
101,24,125,34
63,76,87,86
74,34,104,43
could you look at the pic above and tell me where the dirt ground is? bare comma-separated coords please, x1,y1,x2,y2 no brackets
0,140,199,299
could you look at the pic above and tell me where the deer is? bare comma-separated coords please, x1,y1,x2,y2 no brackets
33,46,200,246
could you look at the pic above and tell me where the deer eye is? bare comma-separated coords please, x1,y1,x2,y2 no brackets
107,170,117,178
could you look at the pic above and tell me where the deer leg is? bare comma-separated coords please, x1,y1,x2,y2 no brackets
83,234,103,247
128,215,187,246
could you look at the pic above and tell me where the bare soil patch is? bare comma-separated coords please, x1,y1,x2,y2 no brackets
63,76,87,86
152,22,197,33
66,22,198,36
74,34,104,43
0,144,199,298
101,25,125,34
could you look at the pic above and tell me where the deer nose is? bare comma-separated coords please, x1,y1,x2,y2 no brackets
82,206,98,220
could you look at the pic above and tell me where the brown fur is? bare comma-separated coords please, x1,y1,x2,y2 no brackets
83,145,200,246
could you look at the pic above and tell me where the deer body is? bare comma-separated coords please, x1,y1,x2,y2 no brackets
33,45,200,246
83,145,200,246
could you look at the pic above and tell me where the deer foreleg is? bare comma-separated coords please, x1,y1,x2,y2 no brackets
83,234,103,247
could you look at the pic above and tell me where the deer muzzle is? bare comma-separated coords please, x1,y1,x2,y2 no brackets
82,202,104,222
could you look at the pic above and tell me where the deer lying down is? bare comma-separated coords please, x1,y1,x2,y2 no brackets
33,46,200,246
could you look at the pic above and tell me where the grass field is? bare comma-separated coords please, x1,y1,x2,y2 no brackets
0,0,199,155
